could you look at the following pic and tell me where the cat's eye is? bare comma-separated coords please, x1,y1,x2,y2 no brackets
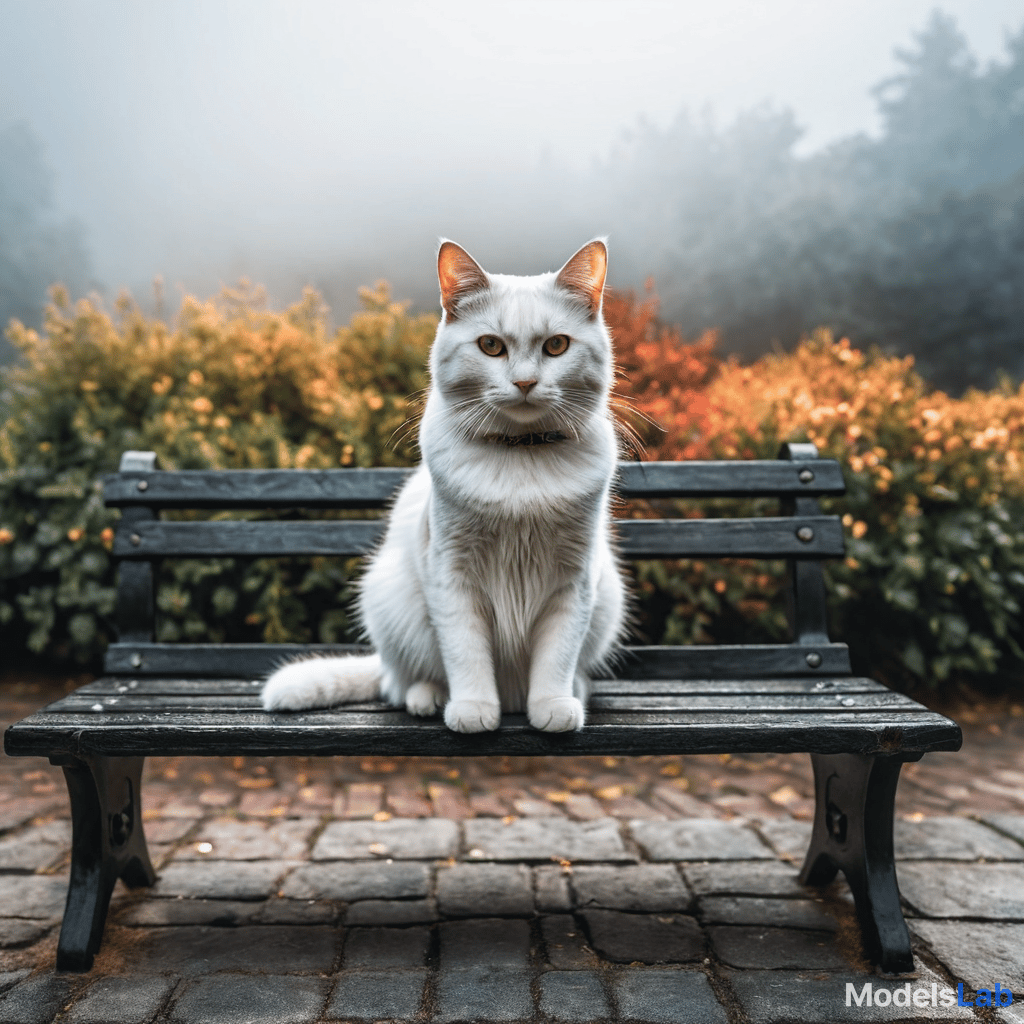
543,334,570,356
477,335,506,357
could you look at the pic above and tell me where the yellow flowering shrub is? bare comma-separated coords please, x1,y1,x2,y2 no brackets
0,283,435,662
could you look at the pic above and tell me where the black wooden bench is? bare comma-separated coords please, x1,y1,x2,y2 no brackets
3,444,962,973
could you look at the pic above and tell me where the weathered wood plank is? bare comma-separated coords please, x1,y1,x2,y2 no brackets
103,459,846,509
3,709,963,758
104,467,412,508
78,674,883,698
613,643,852,679
104,643,369,677
46,692,924,717
111,516,844,560
104,642,853,679
113,520,385,558
615,460,846,498
589,692,921,712
615,517,844,558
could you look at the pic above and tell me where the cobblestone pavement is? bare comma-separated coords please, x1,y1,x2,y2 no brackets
1,676,1023,1023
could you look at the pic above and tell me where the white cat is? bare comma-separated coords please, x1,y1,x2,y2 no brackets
261,238,627,732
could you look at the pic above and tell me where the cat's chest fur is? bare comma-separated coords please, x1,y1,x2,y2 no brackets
427,452,606,607
432,483,600,597
421,445,612,706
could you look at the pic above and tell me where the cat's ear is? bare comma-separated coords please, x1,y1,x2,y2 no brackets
555,238,608,319
437,240,489,320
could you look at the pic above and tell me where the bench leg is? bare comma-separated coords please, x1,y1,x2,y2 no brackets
50,755,156,971
799,751,920,974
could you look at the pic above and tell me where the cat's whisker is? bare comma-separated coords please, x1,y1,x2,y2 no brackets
387,416,423,451
609,394,664,432
608,402,654,449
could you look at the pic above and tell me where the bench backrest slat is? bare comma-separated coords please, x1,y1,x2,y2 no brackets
102,458,845,508
103,640,853,679
112,515,844,560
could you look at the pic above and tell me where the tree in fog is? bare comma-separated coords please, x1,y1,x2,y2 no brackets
859,13,1024,388
597,11,1024,392
873,11,1024,197
0,123,92,362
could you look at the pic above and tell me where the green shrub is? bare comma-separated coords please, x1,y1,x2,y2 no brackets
0,282,434,664
2,284,1022,696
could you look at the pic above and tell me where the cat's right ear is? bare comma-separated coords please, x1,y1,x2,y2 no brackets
438,240,489,320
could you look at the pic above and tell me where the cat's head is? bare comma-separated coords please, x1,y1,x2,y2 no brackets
428,239,613,440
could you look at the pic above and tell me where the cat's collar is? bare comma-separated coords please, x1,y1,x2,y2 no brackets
480,430,568,447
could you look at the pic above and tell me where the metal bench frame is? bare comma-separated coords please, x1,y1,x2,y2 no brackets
3,444,962,972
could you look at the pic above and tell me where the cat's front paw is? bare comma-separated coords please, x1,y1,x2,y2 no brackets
528,696,585,732
405,680,445,717
444,699,501,733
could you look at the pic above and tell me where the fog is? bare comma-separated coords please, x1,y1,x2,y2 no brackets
2,0,1023,389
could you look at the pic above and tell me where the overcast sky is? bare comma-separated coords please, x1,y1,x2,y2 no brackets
3,0,1022,311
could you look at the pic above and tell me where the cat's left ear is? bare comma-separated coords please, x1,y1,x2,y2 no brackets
555,238,608,319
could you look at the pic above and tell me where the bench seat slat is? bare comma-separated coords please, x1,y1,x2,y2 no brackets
112,516,845,560
3,708,963,758
104,642,854,679
79,675,884,697
102,459,846,508
48,689,922,714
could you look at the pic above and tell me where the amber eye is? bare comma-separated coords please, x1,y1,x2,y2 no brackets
543,334,570,356
477,335,505,357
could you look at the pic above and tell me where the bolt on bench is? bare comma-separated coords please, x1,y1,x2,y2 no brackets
3,444,961,972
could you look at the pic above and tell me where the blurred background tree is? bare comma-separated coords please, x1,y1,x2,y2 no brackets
2,11,1022,394
597,12,1024,392
0,123,92,365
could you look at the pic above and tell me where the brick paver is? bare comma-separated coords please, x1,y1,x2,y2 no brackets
167,975,327,1024
538,971,610,1022
66,976,177,1024
2,678,1024,1022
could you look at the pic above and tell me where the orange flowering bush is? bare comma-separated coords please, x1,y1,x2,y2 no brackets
627,327,1024,691
604,283,720,459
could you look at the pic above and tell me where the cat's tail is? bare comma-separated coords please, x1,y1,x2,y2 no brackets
261,653,382,712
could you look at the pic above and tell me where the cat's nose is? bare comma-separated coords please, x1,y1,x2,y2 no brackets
514,379,537,395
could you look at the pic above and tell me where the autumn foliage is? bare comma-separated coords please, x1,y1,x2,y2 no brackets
1,282,1023,693
607,287,1024,691
603,284,720,459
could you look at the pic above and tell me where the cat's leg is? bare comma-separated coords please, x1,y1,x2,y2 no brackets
427,578,501,733
579,551,627,677
526,583,593,732
374,638,447,719
573,670,592,704
361,529,449,719
379,662,445,717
